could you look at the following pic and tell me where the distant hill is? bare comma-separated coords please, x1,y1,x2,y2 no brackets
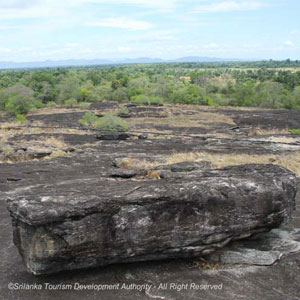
0,56,243,69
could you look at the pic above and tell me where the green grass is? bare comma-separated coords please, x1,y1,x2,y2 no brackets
290,129,300,135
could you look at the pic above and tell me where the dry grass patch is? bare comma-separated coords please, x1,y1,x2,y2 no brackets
115,157,158,170
28,107,97,116
0,123,89,139
164,151,300,176
129,117,212,129
21,136,69,154
119,151,300,177
268,136,300,144
166,108,236,125
128,106,235,129
249,127,290,136
35,136,68,148
0,135,70,163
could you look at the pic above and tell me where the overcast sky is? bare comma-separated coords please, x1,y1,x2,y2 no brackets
0,0,299,62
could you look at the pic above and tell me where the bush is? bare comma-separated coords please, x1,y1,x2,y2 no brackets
79,102,91,109
117,105,129,115
3,98,35,116
130,94,149,105
46,101,57,108
34,100,44,109
14,114,28,123
131,95,164,105
0,83,35,116
78,112,99,126
94,114,129,132
64,98,77,107
78,112,129,132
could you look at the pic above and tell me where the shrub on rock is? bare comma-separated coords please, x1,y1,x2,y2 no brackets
94,114,129,132
79,112,129,132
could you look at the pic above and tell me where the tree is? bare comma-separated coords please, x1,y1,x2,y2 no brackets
57,76,80,103
0,83,36,115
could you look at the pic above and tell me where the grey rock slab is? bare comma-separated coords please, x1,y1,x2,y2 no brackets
96,132,130,140
209,248,282,265
5,164,298,275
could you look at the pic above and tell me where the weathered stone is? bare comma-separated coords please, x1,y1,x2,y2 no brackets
109,169,138,178
207,228,300,265
6,164,298,275
153,161,212,172
138,133,148,140
125,103,137,107
117,113,131,118
170,161,212,172
209,248,282,266
96,132,130,140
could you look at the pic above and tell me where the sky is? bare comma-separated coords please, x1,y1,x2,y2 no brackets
0,0,299,62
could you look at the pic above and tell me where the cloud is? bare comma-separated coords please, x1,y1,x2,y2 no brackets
284,40,294,47
193,1,266,13
203,42,219,49
117,46,131,52
291,30,300,35
84,0,178,10
86,17,153,30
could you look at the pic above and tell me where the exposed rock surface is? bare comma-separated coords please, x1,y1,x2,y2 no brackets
96,132,130,140
6,164,298,275
153,161,212,172
207,228,300,266
109,168,138,178
1,103,300,299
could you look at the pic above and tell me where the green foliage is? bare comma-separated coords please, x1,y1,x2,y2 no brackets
117,105,129,115
131,95,163,105
46,101,57,108
78,112,129,132
1,61,300,115
0,83,36,115
112,87,129,102
34,100,44,109
64,98,78,107
79,102,91,109
14,114,28,123
290,129,300,135
78,112,99,126
94,114,129,132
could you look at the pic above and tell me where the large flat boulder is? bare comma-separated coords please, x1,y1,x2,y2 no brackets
6,164,298,275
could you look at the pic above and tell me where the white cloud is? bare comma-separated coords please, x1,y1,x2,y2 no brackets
291,30,300,35
284,40,294,47
193,1,266,13
86,17,153,30
203,42,219,49
83,0,178,10
66,43,79,47
117,46,131,52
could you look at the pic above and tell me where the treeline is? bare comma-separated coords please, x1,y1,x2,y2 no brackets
1,61,300,116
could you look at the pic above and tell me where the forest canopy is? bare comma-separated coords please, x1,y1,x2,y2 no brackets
1,61,300,116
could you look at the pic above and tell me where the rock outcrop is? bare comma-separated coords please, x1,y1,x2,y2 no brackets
6,164,298,275
96,132,130,140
